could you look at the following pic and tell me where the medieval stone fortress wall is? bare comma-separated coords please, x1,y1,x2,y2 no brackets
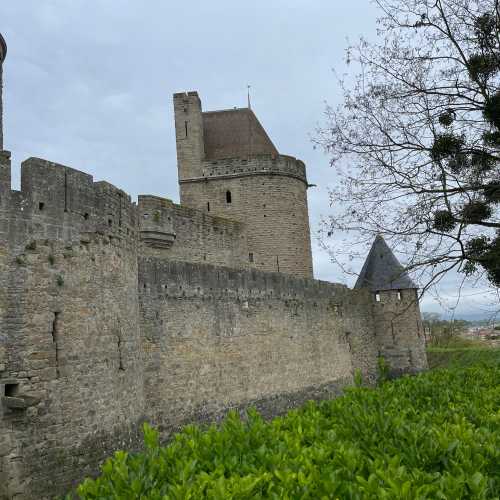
0,34,427,499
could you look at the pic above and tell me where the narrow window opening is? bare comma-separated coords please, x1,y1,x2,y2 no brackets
276,255,280,272
52,312,60,378
38,202,45,211
375,292,381,302
185,121,188,138
84,213,89,220
64,171,68,212
207,202,210,212
203,254,207,261
5,383,19,397
117,334,125,371
397,290,402,301
249,252,254,263
118,192,123,228
226,190,232,204
108,219,113,227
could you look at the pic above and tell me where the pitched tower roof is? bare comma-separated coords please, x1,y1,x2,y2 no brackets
202,108,278,160
354,235,417,291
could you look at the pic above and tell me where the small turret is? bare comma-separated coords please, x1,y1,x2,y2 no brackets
0,32,7,151
356,235,427,376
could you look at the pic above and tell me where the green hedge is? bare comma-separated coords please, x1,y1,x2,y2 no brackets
74,365,500,499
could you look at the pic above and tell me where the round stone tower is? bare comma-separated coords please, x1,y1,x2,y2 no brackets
173,91,313,278
0,33,7,150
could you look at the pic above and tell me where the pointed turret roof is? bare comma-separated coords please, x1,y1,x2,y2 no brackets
354,235,417,291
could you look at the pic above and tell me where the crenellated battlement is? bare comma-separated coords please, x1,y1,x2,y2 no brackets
178,153,307,184
0,153,138,249
0,151,254,268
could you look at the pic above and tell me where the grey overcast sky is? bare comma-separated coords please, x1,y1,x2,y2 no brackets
0,1,497,319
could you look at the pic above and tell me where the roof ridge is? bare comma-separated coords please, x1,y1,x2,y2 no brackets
203,108,250,115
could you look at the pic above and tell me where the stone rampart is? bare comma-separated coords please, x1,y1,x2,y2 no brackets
139,259,379,433
0,153,137,251
0,235,143,499
138,195,250,268
0,153,426,499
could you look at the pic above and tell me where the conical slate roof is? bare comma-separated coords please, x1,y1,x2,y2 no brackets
354,235,417,291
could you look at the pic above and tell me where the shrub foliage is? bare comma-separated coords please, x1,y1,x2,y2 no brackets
75,365,500,499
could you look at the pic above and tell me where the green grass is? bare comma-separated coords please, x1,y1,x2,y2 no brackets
426,336,486,349
73,364,500,499
427,346,500,370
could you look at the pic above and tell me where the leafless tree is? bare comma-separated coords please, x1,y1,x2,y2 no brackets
317,0,500,301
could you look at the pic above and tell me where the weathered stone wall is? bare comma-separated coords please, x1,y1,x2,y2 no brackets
138,195,249,269
139,259,378,433
180,169,313,278
371,289,428,376
0,236,144,499
0,155,137,252
0,155,143,498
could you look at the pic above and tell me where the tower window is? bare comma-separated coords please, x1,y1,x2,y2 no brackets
375,292,381,302
397,290,402,301
185,121,188,137
226,190,232,204
38,202,45,211
249,252,254,263
207,202,210,212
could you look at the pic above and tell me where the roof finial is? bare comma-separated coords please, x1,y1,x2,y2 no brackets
247,84,251,109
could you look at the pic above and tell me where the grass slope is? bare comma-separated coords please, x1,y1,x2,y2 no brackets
427,347,500,369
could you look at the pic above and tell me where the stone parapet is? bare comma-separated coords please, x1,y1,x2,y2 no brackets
179,154,307,185
0,156,138,250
